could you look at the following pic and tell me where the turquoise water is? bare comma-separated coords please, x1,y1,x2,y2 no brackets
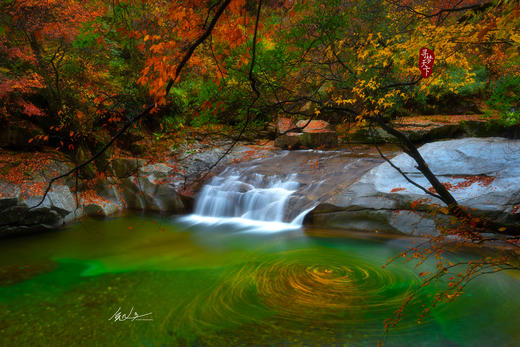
0,215,519,346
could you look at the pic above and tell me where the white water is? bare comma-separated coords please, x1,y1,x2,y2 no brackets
183,168,308,232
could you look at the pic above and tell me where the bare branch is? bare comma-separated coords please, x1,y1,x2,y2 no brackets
31,0,234,209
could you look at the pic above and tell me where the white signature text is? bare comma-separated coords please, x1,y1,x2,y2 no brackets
108,307,153,322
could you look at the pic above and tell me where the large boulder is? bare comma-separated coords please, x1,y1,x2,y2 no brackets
296,119,334,132
116,163,186,213
344,117,520,145
275,120,337,149
0,183,80,237
110,157,146,178
274,132,303,149
276,117,297,133
83,200,121,218
306,138,520,235
300,131,337,149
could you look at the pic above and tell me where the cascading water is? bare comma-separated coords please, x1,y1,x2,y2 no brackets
184,167,309,231
194,170,299,221
183,148,389,232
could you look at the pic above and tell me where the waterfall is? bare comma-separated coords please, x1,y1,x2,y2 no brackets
179,148,388,232
183,167,306,231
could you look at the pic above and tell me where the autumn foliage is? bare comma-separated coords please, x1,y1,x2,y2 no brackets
1,0,520,335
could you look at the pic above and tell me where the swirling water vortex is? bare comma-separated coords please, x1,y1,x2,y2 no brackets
172,247,437,345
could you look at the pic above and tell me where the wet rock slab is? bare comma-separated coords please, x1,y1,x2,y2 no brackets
307,138,520,235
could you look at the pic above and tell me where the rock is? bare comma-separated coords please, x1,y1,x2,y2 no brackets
119,177,146,210
95,179,122,203
389,210,438,236
307,138,520,235
22,185,77,217
300,131,337,149
74,145,96,178
139,163,175,179
118,175,185,213
46,185,77,216
111,158,146,178
344,127,392,144
275,131,337,149
344,118,520,145
275,120,337,149
0,224,57,238
274,132,303,149
0,204,62,231
0,197,18,210
296,120,334,132
146,182,185,212
0,181,83,237
276,117,297,133
83,200,121,218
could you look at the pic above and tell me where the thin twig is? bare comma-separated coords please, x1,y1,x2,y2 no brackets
31,0,233,209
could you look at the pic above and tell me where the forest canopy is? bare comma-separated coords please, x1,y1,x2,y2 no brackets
1,0,518,159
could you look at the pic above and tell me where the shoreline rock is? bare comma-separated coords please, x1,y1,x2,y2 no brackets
3,137,520,238
275,119,338,149
306,137,520,235
0,141,272,237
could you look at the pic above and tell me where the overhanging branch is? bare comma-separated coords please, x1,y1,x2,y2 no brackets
31,0,233,209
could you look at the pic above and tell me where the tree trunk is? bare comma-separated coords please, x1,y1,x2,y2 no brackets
374,117,468,217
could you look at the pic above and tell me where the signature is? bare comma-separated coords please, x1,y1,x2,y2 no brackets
108,306,153,322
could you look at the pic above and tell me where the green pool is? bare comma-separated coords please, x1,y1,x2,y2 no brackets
1,215,519,346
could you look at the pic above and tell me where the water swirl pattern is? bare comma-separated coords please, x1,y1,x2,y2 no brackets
1,216,519,346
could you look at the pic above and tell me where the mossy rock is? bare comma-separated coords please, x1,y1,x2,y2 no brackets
300,131,338,148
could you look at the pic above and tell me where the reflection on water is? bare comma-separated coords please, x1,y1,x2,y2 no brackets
0,215,519,346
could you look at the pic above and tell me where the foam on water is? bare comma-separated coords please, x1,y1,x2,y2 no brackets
185,168,308,232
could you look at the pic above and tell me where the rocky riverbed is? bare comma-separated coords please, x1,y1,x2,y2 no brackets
0,141,271,237
306,137,520,234
2,137,520,238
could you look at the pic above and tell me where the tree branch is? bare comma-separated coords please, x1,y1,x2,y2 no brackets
31,0,233,209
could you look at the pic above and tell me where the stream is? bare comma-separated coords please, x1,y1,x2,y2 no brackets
1,150,520,346
1,216,520,346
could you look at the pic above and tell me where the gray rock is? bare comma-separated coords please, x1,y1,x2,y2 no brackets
111,158,146,178
275,120,337,149
47,185,77,216
83,201,121,218
0,205,62,228
308,138,520,235
274,133,303,149
0,197,18,210
300,131,338,149
139,163,175,180
0,182,81,237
